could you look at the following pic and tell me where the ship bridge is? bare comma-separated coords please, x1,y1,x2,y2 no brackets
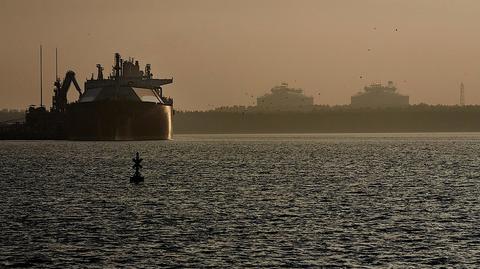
351,81,408,108
256,83,314,111
78,53,173,105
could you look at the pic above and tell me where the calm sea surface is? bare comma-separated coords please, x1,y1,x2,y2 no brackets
1,133,480,268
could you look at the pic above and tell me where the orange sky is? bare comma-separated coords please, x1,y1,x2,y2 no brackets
1,0,479,110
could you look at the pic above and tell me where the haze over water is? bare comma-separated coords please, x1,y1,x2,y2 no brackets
1,134,479,267
2,0,480,110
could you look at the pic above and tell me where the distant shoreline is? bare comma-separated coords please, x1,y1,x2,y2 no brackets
174,105,480,134
5,105,480,134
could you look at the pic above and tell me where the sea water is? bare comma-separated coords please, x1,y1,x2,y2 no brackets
1,134,479,267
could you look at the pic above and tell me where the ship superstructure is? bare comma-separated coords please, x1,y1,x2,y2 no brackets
351,81,408,108
78,53,172,105
256,83,314,111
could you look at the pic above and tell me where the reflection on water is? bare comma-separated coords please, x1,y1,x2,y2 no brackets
1,134,480,267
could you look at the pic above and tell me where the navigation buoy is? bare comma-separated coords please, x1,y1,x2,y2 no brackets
130,152,144,183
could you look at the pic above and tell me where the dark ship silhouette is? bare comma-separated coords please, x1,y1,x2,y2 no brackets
1,53,174,140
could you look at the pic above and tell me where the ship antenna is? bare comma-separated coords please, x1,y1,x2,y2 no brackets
55,48,58,80
40,45,43,107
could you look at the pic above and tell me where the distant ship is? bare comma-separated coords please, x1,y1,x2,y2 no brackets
351,81,409,108
1,53,174,140
256,83,314,111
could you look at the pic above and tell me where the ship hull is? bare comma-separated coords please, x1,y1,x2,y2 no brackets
67,101,172,140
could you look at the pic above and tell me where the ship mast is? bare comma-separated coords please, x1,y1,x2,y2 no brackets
39,45,43,107
55,48,58,80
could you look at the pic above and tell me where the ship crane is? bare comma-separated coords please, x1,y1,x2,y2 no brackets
52,71,83,113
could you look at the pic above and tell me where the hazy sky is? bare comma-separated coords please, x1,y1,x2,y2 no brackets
1,0,479,110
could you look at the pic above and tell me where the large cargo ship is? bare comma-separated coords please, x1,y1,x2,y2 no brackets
351,81,408,108
0,53,174,140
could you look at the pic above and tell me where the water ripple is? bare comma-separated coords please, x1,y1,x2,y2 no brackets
1,134,480,267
